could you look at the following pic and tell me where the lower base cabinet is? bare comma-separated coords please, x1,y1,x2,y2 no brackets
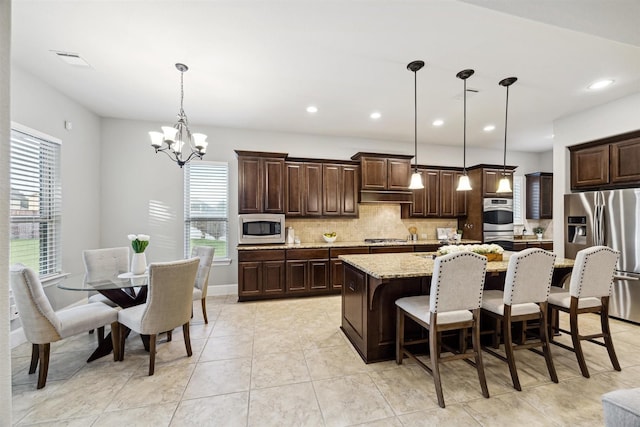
286,248,330,294
238,250,285,301
330,247,370,290
512,241,553,251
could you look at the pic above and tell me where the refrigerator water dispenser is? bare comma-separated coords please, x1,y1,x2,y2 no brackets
567,216,587,244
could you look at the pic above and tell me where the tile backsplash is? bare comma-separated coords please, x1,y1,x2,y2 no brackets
284,204,458,243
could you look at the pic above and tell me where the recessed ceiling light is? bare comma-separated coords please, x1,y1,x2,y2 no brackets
306,106,318,113
432,119,444,127
588,79,614,90
483,125,495,132
370,112,381,120
50,50,91,67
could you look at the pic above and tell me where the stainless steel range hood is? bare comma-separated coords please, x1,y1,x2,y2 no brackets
358,190,413,204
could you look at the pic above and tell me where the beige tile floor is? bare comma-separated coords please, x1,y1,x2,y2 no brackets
10,295,640,426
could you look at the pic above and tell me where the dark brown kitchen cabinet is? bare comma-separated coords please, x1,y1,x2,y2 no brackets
286,248,330,294
285,162,304,216
570,145,609,189
329,247,369,290
352,153,412,191
238,250,285,301
483,168,514,198
403,168,466,218
454,171,467,216
570,131,640,190
369,245,414,254
236,151,286,214
610,137,640,184
526,172,553,219
513,241,553,251
322,163,359,217
285,161,322,216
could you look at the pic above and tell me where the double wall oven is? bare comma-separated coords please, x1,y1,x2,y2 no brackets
483,198,514,250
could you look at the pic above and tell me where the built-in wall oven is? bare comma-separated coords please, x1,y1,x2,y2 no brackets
238,213,285,245
483,198,514,250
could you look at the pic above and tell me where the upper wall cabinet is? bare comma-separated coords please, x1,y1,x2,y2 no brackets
351,153,412,191
322,163,358,217
570,130,640,190
482,168,514,198
402,167,466,218
526,172,553,219
236,151,286,214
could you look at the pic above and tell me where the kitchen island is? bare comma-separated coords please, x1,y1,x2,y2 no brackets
339,251,575,363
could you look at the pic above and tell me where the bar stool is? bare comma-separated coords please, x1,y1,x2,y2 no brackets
547,246,620,378
395,251,489,408
481,248,558,391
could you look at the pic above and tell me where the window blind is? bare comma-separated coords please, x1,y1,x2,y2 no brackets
184,161,229,259
10,128,62,277
513,175,524,225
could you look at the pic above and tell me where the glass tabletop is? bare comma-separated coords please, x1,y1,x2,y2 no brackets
57,273,149,291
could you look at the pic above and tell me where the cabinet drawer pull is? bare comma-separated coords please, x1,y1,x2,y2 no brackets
348,281,356,292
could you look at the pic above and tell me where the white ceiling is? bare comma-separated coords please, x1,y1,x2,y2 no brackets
10,0,640,153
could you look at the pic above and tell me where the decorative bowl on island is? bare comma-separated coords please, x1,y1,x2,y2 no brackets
322,232,337,243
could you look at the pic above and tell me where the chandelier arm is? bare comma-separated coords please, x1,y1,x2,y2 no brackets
463,77,467,174
413,67,418,172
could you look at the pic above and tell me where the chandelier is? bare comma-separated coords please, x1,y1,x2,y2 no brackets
149,63,208,168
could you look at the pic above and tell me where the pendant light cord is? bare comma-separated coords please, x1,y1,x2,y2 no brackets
413,68,418,173
503,84,509,176
463,78,467,173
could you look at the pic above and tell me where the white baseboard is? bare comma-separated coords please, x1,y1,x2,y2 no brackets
207,283,237,297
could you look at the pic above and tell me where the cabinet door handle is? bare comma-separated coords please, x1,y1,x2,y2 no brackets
348,281,356,292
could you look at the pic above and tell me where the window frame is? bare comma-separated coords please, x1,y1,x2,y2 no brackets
513,175,525,226
184,160,231,264
9,122,63,278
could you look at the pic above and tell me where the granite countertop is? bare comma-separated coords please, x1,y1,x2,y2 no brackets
514,236,553,243
339,252,575,280
237,239,481,251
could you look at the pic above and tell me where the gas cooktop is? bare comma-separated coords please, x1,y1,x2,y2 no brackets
364,238,408,243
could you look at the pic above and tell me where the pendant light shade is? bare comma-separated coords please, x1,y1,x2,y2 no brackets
407,60,425,190
456,174,472,191
456,69,474,192
496,76,517,193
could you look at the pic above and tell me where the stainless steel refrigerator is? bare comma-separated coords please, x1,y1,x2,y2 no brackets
565,189,640,323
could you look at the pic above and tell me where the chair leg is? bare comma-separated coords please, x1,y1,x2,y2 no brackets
569,302,590,378
37,343,50,389
148,334,157,376
29,343,39,374
492,317,501,349
97,326,105,344
183,322,193,357
201,297,208,324
539,303,558,383
396,309,404,365
600,297,621,371
472,310,489,399
502,309,521,391
166,330,172,342
119,326,129,361
429,323,445,408
110,322,120,362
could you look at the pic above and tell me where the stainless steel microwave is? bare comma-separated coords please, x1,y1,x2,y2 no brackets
238,213,285,244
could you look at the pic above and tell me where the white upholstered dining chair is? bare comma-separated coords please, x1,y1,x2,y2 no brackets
10,264,120,389
481,248,558,391
395,251,489,408
117,257,200,375
191,246,215,324
547,246,620,378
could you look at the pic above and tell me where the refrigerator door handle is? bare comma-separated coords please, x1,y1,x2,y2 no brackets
614,274,640,281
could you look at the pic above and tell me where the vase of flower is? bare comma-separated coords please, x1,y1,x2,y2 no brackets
130,252,147,275
533,227,545,241
128,233,150,274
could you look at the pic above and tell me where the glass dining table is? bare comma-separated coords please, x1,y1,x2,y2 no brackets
57,272,150,362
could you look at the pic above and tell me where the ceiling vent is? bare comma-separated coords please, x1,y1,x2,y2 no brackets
51,51,91,67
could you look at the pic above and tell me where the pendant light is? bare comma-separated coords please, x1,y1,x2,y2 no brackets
407,60,425,190
496,76,517,193
456,69,474,191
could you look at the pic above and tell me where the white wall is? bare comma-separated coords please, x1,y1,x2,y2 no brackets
1,0,13,421
552,93,640,256
10,66,103,309
100,118,549,287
